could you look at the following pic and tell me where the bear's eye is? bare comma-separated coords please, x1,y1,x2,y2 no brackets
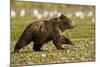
59,15,64,19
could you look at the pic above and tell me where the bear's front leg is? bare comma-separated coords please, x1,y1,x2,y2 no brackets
61,35,74,45
52,35,64,50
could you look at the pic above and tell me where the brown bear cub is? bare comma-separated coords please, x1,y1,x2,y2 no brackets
14,14,75,52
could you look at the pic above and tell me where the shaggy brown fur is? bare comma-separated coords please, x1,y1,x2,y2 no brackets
14,14,75,52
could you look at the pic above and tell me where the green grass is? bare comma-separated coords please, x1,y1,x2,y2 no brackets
11,16,95,66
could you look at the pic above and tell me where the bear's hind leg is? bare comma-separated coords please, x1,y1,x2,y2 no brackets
14,40,30,52
33,43,44,51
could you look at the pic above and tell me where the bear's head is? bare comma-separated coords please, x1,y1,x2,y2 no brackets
57,14,76,31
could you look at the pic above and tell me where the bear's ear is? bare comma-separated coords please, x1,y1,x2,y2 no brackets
59,14,66,19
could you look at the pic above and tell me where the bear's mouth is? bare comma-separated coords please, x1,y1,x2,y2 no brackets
68,24,76,29
69,21,76,29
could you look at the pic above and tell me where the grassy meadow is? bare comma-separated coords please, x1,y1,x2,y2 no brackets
11,15,95,66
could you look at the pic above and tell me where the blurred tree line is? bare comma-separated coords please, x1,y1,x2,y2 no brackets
10,0,95,18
